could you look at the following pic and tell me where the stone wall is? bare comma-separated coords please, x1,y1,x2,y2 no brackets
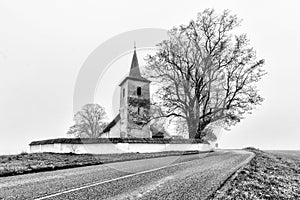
29,139,213,154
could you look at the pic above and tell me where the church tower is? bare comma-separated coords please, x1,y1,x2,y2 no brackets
119,46,151,138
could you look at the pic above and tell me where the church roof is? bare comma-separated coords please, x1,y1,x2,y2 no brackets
102,114,120,133
119,46,151,86
150,125,171,139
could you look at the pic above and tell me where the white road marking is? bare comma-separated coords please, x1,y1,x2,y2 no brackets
115,175,175,200
34,158,200,200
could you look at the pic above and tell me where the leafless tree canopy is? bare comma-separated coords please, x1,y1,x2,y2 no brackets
67,104,108,138
145,9,266,139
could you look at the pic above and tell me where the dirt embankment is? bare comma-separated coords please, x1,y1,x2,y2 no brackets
211,148,300,199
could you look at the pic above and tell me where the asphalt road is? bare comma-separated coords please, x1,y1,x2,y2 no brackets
0,150,254,200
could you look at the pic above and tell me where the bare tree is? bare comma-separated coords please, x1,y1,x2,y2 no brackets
67,104,108,138
174,118,189,138
145,9,266,139
69,143,78,154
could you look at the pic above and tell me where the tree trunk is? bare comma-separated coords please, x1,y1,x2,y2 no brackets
196,120,210,139
187,110,199,139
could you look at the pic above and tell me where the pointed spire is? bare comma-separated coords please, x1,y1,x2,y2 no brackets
129,43,142,77
118,43,151,86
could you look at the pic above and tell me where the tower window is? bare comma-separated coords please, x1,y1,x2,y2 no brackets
123,88,125,97
137,87,141,96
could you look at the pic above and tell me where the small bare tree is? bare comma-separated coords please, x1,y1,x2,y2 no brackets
69,143,78,154
67,104,108,138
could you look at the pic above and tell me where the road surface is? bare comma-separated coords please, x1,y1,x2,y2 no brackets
0,150,254,200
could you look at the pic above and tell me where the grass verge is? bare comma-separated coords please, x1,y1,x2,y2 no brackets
210,147,300,199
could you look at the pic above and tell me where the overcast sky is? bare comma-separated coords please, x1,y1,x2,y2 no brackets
1,0,300,154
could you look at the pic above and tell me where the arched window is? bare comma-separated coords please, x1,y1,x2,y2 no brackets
137,87,141,96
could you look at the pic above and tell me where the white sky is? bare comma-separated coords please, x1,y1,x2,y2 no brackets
0,0,300,154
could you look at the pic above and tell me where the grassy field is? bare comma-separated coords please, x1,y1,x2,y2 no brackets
266,150,300,161
0,150,201,177
212,148,300,199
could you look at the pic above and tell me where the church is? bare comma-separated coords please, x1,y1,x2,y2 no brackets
29,46,212,154
101,47,167,139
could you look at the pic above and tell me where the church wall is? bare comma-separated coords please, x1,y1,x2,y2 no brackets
30,144,41,153
120,81,129,137
128,124,151,138
128,143,165,152
41,144,55,152
30,142,213,154
100,132,109,138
